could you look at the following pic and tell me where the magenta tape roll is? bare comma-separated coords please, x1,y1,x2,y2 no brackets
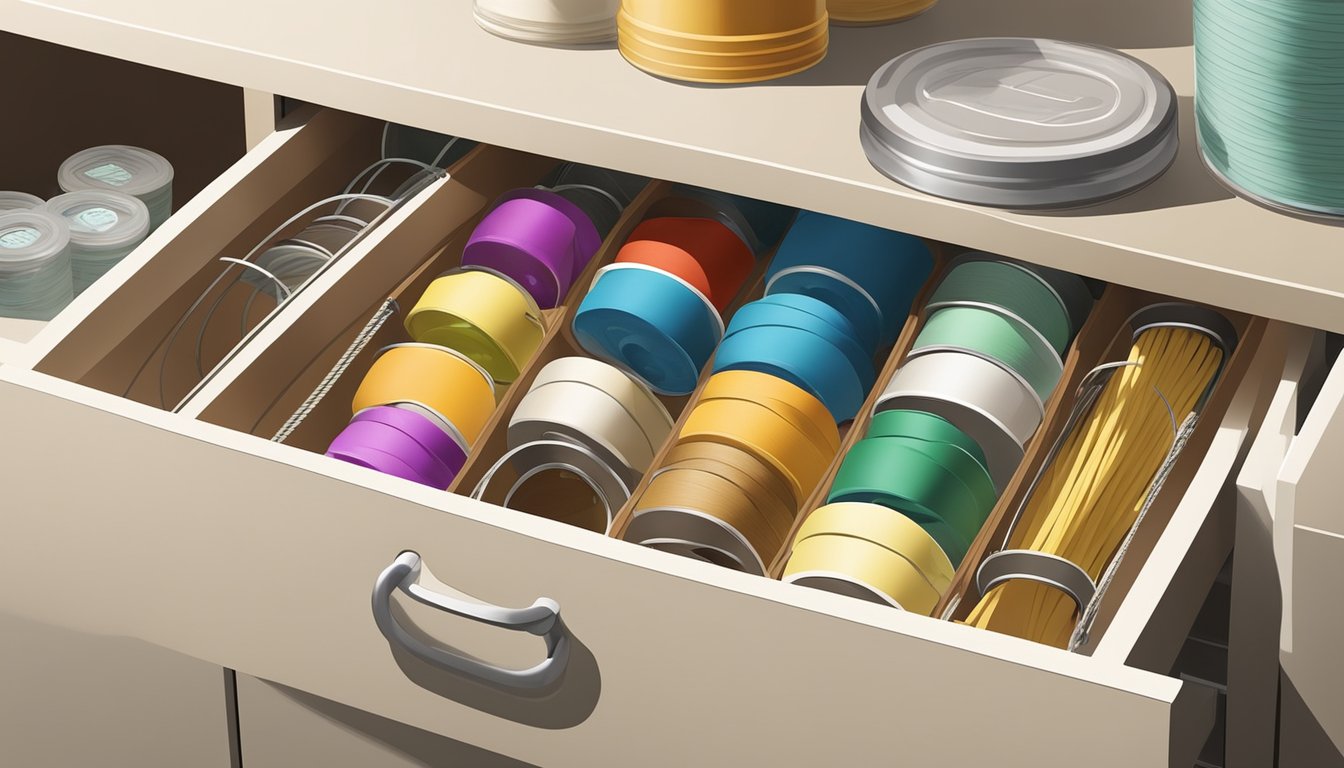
326,405,467,489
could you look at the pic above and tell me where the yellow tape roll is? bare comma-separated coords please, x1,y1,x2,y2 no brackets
352,343,497,446
795,502,955,592
784,533,943,614
405,269,545,384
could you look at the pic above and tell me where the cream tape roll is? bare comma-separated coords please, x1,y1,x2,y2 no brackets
509,378,658,484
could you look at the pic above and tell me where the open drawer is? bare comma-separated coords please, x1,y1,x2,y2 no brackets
1236,328,1344,758
0,299,1296,768
0,31,246,360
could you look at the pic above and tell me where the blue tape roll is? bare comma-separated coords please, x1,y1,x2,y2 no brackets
573,265,722,395
728,295,877,394
713,323,867,423
765,210,933,348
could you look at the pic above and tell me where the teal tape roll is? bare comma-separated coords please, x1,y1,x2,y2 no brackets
912,305,1063,402
1195,0,1344,216
927,258,1073,354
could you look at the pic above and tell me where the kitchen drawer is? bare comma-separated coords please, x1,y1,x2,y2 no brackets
16,106,449,412
237,674,533,768
0,306,1295,768
0,31,246,355
0,611,232,767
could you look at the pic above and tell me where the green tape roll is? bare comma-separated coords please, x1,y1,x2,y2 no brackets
928,259,1073,354
912,305,1063,402
865,409,989,479
827,438,994,564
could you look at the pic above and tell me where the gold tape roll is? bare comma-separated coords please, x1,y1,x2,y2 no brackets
699,370,840,457
679,395,834,506
663,443,797,541
404,269,545,383
795,502,955,593
784,533,942,614
619,0,824,38
827,0,937,24
352,343,497,446
528,357,674,453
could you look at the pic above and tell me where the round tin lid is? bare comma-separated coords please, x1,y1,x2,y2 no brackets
861,38,1178,209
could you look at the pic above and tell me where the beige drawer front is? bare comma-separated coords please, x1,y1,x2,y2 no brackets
0,304,1287,768
0,612,232,768
237,674,533,768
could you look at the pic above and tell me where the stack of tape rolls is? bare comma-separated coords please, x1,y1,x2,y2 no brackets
0,209,73,320
765,211,934,351
1195,0,1344,218
617,0,829,84
405,266,546,385
0,192,43,211
784,254,1093,612
623,370,840,575
828,0,936,25
966,305,1234,648
573,194,792,396
474,0,619,45
474,357,674,533
327,343,498,489
58,145,174,231
43,190,150,295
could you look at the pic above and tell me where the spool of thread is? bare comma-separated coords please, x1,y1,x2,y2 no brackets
0,209,73,320
474,0,619,45
784,502,954,614
573,263,724,395
766,211,934,349
617,0,829,84
352,343,498,448
0,191,43,211
1195,0,1344,217
58,145,174,231
827,0,936,24
326,405,469,489
404,267,546,383
43,190,150,295
462,188,604,309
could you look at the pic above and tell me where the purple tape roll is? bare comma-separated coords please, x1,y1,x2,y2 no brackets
326,405,468,489
462,188,603,309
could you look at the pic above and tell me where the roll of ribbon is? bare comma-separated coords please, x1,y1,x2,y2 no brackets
43,190,151,295
404,267,545,383
0,209,73,321
573,263,724,395
662,441,797,542
912,305,1064,403
795,501,955,591
474,0,619,45
510,378,657,482
326,405,468,489
729,294,877,394
876,351,1040,491
827,438,991,565
617,0,828,84
827,0,936,24
786,533,942,612
679,390,835,506
866,409,989,478
473,439,631,533
926,257,1075,355
766,211,933,349
698,369,841,458
713,323,868,423
57,145,174,231
529,357,673,447
623,217,755,312
461,188,603,309
0,192,43,211
352,343,497,447
614,239,714,306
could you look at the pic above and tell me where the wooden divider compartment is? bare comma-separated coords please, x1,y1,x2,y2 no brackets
458,184,784,524
32,109,421,410
191,145,563,440
606,241,952,566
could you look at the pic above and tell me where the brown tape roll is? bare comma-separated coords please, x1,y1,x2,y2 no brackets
663,441,796,540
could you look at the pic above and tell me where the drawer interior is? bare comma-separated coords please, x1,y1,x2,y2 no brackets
32,109,434,410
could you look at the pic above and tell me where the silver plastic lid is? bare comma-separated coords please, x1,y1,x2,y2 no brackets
861,38,1178,209
0,209,70,273
58,145,175,198
44,190,151,250
0,191,43,211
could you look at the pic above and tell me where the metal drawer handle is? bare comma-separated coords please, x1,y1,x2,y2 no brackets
372,551,570,689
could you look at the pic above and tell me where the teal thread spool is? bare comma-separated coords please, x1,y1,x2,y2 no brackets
1195,0,1344,217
